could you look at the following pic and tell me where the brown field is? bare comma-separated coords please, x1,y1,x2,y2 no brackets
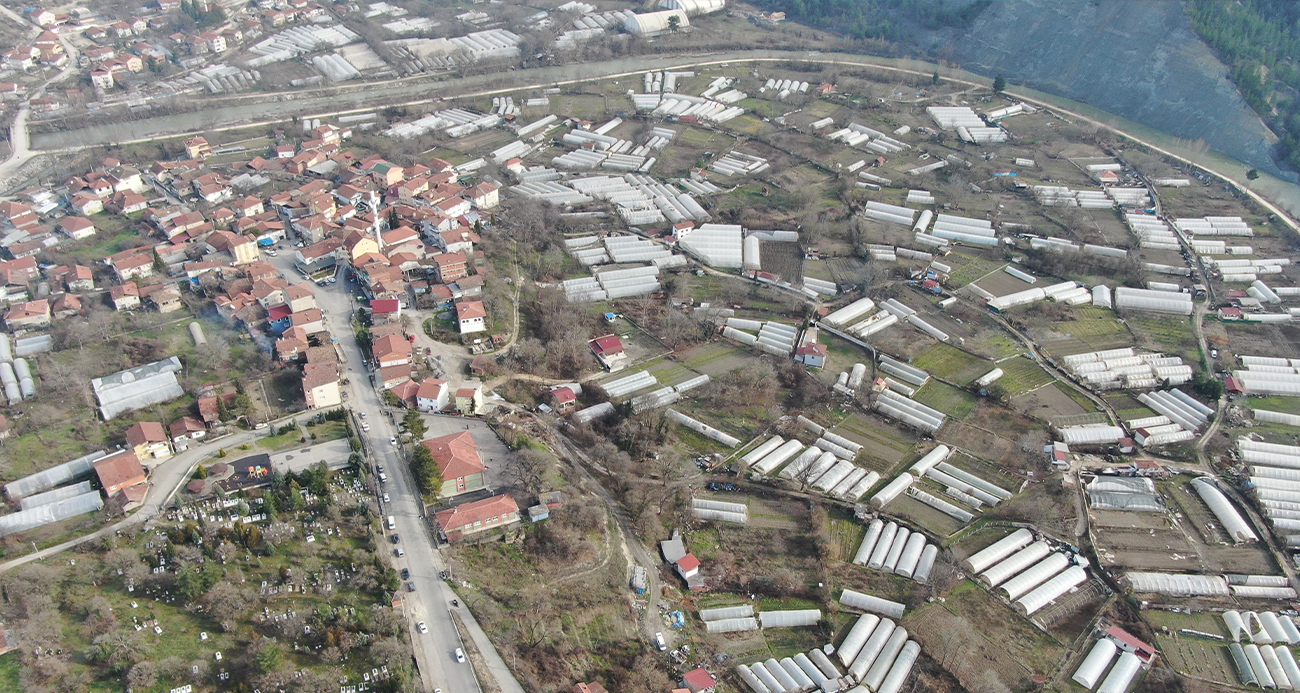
1225,322,1300,361
758,239,804,283
976,270,1037,298
904,580,1068,693
885,494,965,537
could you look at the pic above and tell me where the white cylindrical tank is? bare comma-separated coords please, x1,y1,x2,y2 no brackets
979,540,1052,587
1072,638,1118,689
864,627,909,690
870,473,914,509
854,519,885,566
962,528,1033,573
876,640,921,693
837,613,881,667
881,527,911,573
1096,651,1143,693
894,532,928,578
867,522,899,570
1000,553,1070,601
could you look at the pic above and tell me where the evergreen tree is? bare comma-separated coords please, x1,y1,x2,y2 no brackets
992,74,1006,93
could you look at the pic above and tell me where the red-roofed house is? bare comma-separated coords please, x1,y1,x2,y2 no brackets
302,363,341,409
126,421,172,459
421,431,486,497
794,343,828,369
94,450,147,495
456,300,487,334
388,378,421,407
59,216,96,240
417,379,449,412
1105,625,1157,662
675,553,700,579
434,493,520,542
548,385,577,414
682,668,717,693
588,335,626,371
372,334,411,368
168,416,207,443
370,298,401,324
4,299,50,329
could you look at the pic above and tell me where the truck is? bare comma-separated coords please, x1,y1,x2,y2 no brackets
631,565,647,595
386,515,396,530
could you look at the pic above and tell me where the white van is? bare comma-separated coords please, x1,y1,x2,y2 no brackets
386,515,396,530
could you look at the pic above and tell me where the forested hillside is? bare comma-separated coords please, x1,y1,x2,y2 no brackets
757,0,990,41
1187,0,1300,172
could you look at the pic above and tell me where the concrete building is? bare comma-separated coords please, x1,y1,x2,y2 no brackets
302,363,342,409
435,493,520,542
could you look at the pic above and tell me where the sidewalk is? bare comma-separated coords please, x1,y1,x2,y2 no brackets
449,592,525,693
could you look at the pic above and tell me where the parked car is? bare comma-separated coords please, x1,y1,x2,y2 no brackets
391,534,400,544
382,493,389,503
400,568,409,580
655,633,667,651
390,437,397,446
454,649,466,663
406,581,416,592
417,621,428,634
395,547,404,557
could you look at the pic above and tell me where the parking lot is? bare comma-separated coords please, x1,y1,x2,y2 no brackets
420,413,515,498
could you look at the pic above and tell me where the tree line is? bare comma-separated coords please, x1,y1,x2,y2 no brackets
1187,0,1300,172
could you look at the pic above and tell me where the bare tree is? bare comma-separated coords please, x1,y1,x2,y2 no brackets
507,448,553,498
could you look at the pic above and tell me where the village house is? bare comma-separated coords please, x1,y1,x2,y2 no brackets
126,421,172,460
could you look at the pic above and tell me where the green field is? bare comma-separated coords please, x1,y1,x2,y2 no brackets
946,254,1006,288
913,380,978,419
913,343,993,386
1250,396,1300,417
1045,307,1134,355
996,356,1055,396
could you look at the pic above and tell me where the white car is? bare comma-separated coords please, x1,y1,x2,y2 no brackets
417,621,428,634
361,423,370,432
454,648,466,663
382,493,389,503
360,412,366,419
390,437,397,446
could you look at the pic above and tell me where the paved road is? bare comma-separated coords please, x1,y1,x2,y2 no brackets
264,252,521,693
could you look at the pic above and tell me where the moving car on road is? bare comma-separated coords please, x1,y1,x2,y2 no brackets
454,648,466,663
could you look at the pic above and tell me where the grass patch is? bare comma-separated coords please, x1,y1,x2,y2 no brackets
996,356,1055,396
913,380,978,419
912,343,993,386
1249,396,1300,416
946,253,1005,288
0,652,18,692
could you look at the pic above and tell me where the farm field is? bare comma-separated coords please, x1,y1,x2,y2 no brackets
913,380,978,420
912,343,992,386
